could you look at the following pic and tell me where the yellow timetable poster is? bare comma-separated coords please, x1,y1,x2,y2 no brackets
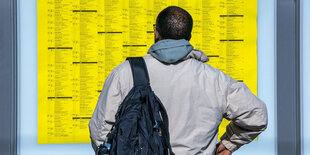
38,0,257,144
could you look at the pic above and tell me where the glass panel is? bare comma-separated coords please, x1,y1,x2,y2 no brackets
18,0,93,154
18,0,276,154
234,0,276,154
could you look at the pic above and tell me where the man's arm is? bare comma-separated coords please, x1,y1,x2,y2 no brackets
88,68,123,152
218,70,268,153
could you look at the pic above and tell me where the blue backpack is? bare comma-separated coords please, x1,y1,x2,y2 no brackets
97,57,174,155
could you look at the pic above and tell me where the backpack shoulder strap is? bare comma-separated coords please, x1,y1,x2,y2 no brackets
126,57,150,86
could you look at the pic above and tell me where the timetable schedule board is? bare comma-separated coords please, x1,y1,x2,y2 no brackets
38,0,257,144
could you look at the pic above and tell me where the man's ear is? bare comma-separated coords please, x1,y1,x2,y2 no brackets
155,30,159,38
154,30,161,42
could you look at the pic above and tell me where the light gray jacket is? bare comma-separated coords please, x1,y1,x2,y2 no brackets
89,39,268,154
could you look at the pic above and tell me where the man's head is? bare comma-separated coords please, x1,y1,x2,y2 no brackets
154,6,193,42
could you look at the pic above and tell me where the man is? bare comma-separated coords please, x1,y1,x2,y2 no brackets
89,6,268,155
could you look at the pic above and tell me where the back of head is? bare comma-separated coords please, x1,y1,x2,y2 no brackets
156,6,193,41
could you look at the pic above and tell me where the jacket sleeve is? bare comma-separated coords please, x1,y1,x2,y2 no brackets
218,70,268,152
88,68,123,152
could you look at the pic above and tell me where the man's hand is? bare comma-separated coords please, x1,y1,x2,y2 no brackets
216,141,232,155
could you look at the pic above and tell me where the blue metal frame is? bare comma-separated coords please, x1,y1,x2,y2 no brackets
0,0,18,154
277,0,301,154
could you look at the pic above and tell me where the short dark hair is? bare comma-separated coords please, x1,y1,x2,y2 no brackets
156,6,193,41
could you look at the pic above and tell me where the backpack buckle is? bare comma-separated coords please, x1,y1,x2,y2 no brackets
97,137,111,155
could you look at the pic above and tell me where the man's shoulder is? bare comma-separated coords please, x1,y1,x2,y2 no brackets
187,57,222,78
113,54,153,73
112,53,224,79
111,59,131,74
